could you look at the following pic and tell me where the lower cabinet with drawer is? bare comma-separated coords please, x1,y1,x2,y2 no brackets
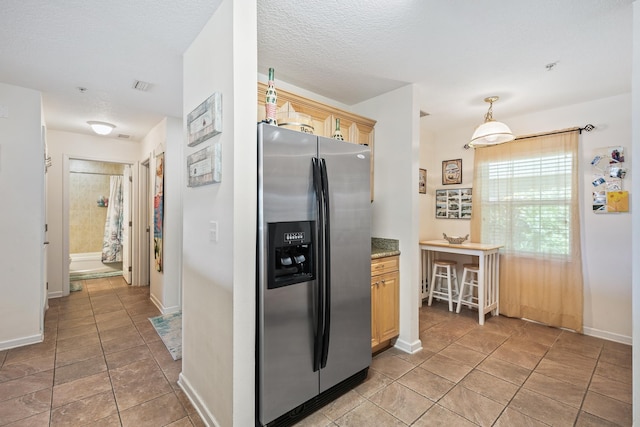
371,255,399,353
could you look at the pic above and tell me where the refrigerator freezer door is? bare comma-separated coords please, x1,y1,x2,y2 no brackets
257,124,319,424
317,137,372,392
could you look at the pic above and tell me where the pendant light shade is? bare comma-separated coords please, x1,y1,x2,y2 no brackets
87,121,116,135
468,96,514,148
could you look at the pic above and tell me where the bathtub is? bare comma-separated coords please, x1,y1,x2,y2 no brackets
69,252,122,277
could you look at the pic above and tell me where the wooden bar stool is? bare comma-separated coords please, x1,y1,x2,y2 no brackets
428,259,459,311
457,263,479,314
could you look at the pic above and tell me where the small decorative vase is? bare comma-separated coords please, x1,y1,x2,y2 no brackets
332,118,344,140
265,68,278,126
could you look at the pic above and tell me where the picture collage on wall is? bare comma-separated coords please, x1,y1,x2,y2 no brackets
591,146,629,213
436,188,472,219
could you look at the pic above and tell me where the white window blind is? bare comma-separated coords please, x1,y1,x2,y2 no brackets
479,154,573,257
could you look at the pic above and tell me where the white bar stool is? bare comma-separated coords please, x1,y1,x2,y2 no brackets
427,259,459,311
457,263,479,314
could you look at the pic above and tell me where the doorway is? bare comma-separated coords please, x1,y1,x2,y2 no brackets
66,159,132,286
139,159,151,286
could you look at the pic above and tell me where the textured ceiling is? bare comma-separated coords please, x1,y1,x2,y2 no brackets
0,0,633,140
258,0,633,131
0,0,222,140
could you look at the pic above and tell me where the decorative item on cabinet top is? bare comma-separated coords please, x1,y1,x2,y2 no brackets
257,82,375,146
276,106,314,134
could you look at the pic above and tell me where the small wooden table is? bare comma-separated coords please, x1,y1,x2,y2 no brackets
419,240,503,325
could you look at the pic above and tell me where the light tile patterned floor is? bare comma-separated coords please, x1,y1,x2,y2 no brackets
294,301,632,427
0,276,203,426
0,278,632,426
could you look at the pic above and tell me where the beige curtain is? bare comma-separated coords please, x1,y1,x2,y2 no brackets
470,130,583,332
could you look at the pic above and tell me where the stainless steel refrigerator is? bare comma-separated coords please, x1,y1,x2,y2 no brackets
256,123,372,427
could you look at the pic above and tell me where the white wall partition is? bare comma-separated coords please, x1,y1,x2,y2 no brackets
354,85,423,354
138,117,183,313
630,1,639,422
180,0,256,425
0,83,45,350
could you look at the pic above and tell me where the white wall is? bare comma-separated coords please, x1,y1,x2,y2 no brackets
179,0,256,425
0,83,44,350
139,117,183,313
46,130,142,296
355,85,423,354
631,1,639,422
418,125,437,240
422,93,633,343
420,120,476,241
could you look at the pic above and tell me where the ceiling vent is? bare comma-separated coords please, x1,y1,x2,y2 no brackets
117,134,131,139
132,80,152,91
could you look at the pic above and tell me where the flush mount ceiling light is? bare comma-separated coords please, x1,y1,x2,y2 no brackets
468,96,514,148
87,121,116,136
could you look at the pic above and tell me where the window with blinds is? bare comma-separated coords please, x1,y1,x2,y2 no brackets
479,154,573,257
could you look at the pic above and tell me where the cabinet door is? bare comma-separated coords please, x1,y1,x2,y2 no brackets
377,272,399,343
371,282,379,348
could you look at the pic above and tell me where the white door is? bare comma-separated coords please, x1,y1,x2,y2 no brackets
41,126,49,318
122,165,132,284
140,161,150,286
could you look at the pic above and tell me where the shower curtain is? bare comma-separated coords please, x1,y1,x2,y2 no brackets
102,175,124,263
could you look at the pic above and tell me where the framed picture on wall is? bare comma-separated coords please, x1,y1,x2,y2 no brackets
442,159,462,185
435,188,472,219
419,168,427,194
187,92,222,147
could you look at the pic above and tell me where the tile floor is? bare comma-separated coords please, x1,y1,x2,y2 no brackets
0,278,633,426
0,276,203,426
294,301,632,427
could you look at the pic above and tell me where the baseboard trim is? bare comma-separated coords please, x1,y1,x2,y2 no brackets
0,333,44,351
149,293,180,315
48,291,63,299
178,372,220,427
394,338,423,354
162,305,181,315
583,327,632,345
150,293,163,312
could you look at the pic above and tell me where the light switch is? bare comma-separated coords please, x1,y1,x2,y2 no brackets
0,105,8,118
209,221,218,242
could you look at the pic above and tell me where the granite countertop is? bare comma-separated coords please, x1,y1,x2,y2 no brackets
371,237,400,259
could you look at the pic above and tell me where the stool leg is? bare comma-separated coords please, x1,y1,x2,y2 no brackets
446,265,453,312
428,266,438,307
457,269,467,313
452,268,459,299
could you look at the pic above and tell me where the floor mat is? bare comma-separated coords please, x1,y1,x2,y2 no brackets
149,311,182,360
69,270,122,281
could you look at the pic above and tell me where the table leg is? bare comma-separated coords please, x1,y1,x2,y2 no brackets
494,252,500,316
478,254,486,325
420,250,425,307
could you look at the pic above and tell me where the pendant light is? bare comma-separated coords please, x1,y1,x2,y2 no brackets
468,96,514,148
87,121,116,136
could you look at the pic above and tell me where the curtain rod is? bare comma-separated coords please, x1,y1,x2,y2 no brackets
514,124,595,141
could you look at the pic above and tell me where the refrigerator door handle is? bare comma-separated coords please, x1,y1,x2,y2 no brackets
319,158,331,369
311,157,324,372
